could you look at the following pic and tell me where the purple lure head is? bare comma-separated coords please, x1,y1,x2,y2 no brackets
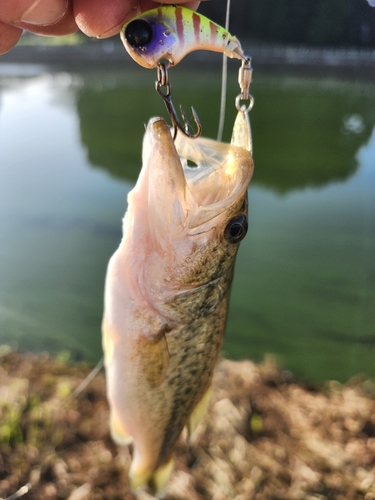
121,14,178,69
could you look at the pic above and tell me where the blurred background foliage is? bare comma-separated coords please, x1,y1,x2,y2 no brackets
77,74,375,193
200,0,375,47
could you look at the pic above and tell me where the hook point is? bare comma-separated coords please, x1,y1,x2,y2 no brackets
155,63,202,140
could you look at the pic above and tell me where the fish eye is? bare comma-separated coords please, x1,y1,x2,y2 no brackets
224,214,248,244
124,20,153,48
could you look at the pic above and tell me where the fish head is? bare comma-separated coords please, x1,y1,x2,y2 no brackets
121,6,182,68
123,112,253,312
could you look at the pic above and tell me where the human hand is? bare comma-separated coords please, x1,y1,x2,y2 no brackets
0,0,200,55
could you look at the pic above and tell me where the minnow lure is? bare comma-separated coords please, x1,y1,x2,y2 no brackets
121,5,246,69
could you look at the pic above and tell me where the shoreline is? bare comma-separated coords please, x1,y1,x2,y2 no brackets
1,42,375,80
1,350,375,499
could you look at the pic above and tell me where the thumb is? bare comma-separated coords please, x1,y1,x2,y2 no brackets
0,0,68,27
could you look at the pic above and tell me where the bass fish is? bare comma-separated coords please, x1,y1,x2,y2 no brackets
102,110,253,494
121,5,246,68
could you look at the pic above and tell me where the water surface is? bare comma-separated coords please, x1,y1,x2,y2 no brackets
0,61,374,382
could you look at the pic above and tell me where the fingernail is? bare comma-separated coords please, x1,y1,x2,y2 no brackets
19,0,68,26
97,5,140,39
97,22,124,39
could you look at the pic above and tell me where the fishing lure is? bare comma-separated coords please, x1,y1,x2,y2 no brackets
102,8,256,494
121,5,247,69
121,5,253,141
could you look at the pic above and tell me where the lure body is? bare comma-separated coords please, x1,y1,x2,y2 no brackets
102,111,253,494
121,5,245,68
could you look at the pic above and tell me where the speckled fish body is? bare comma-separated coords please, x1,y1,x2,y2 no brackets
121,5,245,68
102,111,253,493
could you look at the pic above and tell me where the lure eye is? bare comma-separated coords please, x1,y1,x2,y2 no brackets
124,20,153,48
224,214,248,244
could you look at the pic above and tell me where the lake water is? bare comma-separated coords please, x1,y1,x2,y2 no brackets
0,58,374,383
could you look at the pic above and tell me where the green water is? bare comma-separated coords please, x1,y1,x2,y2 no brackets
0,62,374,383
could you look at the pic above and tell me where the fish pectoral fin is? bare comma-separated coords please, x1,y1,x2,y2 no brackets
109,410,133,446
102,317,115,366
130,456,175,496
187,386,212,441
140,329,170,389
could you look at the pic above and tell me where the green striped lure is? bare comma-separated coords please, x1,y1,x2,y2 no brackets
120,5,253,143
121,5,246,69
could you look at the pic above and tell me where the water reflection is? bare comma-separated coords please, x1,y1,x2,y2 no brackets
0,65,374,383
251,77,375,192
0,71,128,359
227,122,375,382
76,71,375,192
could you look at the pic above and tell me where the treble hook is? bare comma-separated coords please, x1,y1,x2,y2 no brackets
155,63,202,141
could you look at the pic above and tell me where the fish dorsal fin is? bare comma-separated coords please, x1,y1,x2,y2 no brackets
139,327,170,389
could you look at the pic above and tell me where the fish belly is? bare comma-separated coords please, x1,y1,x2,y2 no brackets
103,256,233,493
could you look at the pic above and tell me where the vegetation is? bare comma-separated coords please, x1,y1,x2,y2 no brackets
76,73,375,194
200,0,375,47
2,350,375,499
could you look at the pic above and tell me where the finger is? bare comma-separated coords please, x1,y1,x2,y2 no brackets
16,3,78,36
0,22,23,55
140,0,200,12
74,0,200,39
74,0,138,38
153,0,200,7
0,0,68,27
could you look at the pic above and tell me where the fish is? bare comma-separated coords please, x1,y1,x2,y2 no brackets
102,110,253,495
121,5,246,69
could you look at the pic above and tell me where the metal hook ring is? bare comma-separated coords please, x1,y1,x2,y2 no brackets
235,93,254,113
156,61,170,88
242,55,252,67
155,79,171,98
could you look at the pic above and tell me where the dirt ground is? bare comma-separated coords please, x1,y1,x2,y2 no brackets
1,349,375,500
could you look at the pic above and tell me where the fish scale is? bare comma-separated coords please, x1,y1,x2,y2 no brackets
159,298,230,455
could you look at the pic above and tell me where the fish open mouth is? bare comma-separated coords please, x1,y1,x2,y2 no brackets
139,115,253,235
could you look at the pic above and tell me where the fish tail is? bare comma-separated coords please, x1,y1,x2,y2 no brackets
130,456,175,496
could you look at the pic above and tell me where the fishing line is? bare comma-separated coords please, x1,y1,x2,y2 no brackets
62,356,104,406
2,483,32,500
216,0,231,142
